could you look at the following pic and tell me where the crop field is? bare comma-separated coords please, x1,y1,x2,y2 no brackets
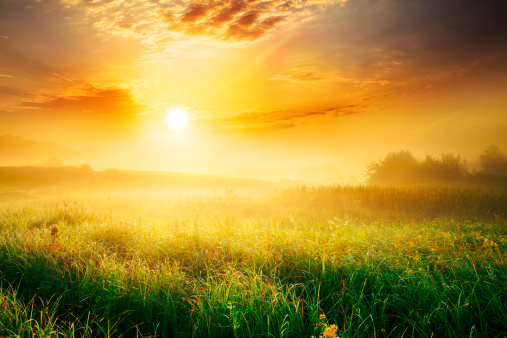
0,186,506,337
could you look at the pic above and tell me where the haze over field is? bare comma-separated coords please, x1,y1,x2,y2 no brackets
1,0,507,182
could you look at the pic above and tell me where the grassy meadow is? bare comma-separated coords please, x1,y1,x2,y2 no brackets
0,185,506,337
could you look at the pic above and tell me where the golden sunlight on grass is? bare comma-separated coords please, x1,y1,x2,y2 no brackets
1,186,506,337
165,108,189,130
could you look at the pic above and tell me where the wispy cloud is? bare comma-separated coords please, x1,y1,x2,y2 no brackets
274,66,330,82
210,103,362,132
274,65,390,87
19,84,142,117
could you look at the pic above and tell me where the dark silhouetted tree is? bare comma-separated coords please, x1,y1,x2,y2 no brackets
479,145,507,176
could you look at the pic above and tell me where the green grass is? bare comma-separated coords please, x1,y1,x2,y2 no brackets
0,186,506,337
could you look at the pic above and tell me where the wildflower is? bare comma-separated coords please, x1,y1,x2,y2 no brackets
484,238,499,248
319,313,327,321
322,324,338,338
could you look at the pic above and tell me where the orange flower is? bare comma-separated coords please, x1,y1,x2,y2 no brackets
322,324,338,338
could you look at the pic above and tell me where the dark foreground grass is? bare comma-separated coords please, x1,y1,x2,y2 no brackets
0,186,506,337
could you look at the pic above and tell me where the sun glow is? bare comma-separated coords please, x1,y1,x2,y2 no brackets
165,108,188,130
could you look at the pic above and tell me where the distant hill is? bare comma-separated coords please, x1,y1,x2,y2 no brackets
97,169,274,190
0,165,94,190
0,166,278,196
0,135,93,166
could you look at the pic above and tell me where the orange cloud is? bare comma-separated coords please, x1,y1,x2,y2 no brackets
208,1,246,26
11,84,147,141
275,66,330,82
180,4,210,23
78,0,344,44
236,12,259,27
19,84,142,118
211,104,362,132
274,65,392,86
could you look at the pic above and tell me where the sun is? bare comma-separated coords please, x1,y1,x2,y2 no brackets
165,108,188,130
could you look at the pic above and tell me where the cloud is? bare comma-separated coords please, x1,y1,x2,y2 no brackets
361,95,385,102
19,84,142,118
275,66,331,82
180,4,210,23
274,65,390,89
321,105,359,116
217,123,296,136
278,105,360,120
72,0,344,44
236,12,259,27
211,104,362,131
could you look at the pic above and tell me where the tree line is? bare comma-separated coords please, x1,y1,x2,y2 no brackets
365,145,507,186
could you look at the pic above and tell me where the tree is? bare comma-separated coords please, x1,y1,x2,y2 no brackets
439,153,468,179
366,151,469,185
418,153,467,182
479,145,507,176
366,151,418,184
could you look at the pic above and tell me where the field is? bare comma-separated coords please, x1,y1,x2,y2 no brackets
0,185,506,337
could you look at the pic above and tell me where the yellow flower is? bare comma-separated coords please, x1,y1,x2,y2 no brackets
319,313,327,321
322,324,338,338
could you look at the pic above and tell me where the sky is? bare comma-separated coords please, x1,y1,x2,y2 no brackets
1,0,507,183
